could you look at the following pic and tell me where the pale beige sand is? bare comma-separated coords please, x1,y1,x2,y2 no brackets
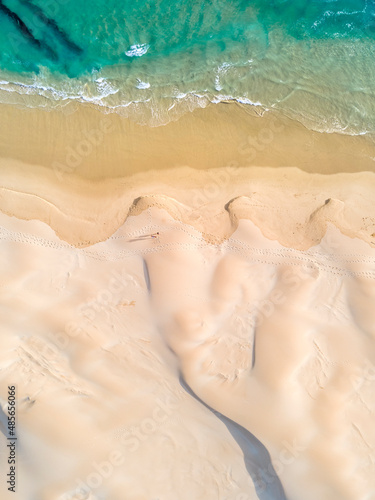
1,101,375,500
0,204,374,500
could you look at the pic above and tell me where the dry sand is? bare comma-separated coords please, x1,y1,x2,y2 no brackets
0,102,375,500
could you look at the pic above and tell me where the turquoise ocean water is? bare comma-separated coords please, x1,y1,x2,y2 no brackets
0,0,375,131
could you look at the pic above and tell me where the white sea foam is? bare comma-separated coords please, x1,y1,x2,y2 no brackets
136,80,151,89
95,77,120,98
125,43,150,57
236,97,263,106
0,66,372,134
214,62,232,91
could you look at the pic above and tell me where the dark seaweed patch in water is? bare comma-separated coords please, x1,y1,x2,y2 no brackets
0,0,40,46
0,0,57,60
18,0,83,54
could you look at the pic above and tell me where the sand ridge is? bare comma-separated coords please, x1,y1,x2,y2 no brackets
1,161,375,250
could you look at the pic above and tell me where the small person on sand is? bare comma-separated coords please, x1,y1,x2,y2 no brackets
151,232,159,238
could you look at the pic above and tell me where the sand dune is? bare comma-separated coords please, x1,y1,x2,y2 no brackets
0,185,374,499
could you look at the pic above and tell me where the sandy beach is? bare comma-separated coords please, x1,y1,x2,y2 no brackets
1,100,375,248
1,100,375,500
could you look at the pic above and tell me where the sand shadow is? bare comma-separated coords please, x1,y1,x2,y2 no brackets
128,232,159,242
143,259,151,293
179,376,288,500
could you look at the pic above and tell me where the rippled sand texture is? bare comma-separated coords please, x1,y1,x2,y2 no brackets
0,188,375,500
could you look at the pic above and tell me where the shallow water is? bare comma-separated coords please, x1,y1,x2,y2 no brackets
0,0,375,131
